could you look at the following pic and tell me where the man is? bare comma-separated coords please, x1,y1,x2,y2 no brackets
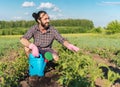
20,10,79,61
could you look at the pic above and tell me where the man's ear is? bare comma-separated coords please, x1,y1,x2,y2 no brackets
37,19,41,23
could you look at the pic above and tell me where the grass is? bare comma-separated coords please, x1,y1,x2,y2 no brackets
1,33,120,58
62,33,120,50
0,35,21,58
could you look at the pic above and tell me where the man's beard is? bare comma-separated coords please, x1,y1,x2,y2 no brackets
41,21,50,30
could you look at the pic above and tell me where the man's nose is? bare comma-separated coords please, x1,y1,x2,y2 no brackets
47,19,50,22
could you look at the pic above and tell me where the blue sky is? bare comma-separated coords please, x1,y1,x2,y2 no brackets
0,0,120,27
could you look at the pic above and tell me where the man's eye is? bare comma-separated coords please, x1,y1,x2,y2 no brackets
45,18,49,20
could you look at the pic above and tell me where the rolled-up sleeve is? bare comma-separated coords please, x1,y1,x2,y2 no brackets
22,26,35,40
53,28,67,44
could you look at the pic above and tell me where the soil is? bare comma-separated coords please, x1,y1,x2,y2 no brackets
90,53,120,87
20,70,62,87
19,62,62,87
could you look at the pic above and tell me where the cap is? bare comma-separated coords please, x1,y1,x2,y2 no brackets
44,52,53,61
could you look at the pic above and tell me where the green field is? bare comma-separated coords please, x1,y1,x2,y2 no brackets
0,33,120,87
1,33,120,58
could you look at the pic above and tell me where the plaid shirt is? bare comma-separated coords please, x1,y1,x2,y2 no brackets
22,24,66,49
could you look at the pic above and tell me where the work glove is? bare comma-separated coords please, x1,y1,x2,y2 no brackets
67,44,79,52
29,43,39,57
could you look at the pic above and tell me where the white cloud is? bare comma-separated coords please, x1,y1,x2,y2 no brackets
49,14,57,19
57,13,63,17
13,16,22,20
101,1,120,5
39,2,54,9
49,13,63,19
22,1,35,7
53,7,61,12
37,2,61,12
24,12,29,15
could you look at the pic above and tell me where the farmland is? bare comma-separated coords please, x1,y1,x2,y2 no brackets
0,33,120,87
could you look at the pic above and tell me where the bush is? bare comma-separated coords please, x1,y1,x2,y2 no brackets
89,27,103,33
0,28,28,35
56,26,88,34
106,20,120,34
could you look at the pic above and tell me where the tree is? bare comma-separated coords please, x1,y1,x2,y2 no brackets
106,20,120,34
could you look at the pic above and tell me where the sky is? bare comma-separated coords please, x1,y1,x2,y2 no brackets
0,0,120,27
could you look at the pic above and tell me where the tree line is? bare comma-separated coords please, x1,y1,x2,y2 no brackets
0,20,36,29
0,19,120,35
0,19,94,29
0,19,95,35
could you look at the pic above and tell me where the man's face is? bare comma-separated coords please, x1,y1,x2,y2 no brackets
39,13,50,29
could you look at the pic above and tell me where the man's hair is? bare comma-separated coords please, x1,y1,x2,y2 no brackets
32,10,47,23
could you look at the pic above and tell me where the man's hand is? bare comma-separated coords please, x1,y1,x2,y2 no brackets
67,44,79,52
29,43,39,57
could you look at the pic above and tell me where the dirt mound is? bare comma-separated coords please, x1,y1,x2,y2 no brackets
20,70,62,87
93,54,120,87
20,61,62,87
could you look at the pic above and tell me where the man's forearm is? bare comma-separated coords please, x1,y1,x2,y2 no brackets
20,38,31,47
63,41,70,48
20,38,39,57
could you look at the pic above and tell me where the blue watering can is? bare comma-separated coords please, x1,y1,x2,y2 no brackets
29,52,53,77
